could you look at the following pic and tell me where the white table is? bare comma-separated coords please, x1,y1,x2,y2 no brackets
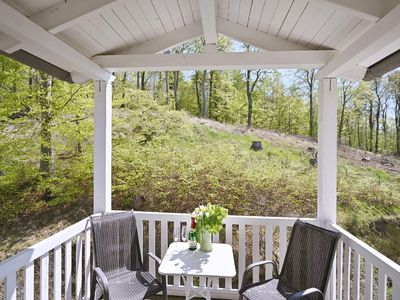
158,242,236,300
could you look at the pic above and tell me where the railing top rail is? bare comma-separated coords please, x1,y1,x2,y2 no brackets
329,223,400,280
134,211,318,225
0,217,91,278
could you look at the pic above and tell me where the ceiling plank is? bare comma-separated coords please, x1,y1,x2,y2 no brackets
217,17,310,51
310,0,396,22
93,50,336,72
118,20,203,55
198,0,217,44
29,0,122,34
0,1,113,82
317,4,400,79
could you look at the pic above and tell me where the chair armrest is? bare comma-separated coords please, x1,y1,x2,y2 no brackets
240,260,278,291
91,267,110,300
147,252,162,266
147,252,166,288
288,287,324,300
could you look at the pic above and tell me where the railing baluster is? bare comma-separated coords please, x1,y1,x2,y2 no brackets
212,225,220,288
84,229,91,300
161,220,168,257
353,252,360,300
137,217,143,261
40,252,49,300
148,219,156,277
54,245,62,300
252,225,260,283
343,244,351,300
76,233,83,300
6,273,16,300
173,221,180,287
365,260,373,300
378,270,387,300
24,262,34,300
336,240,343,300
265,225,273,279
393,277,400,300
279,226,287,272
238,223,245,288
65,239,72,300
225,222,232,289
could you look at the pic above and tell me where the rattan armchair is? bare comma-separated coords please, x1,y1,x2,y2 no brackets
239,219,340,300
90,211,167,300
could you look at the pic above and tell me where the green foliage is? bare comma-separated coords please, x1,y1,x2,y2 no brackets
192,203,228,233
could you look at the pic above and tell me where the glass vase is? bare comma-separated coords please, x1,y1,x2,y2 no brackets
199,228,213,252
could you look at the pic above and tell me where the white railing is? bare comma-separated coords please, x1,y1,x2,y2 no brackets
0,217,92,300
327,223,400,300
1,211,399,300
134,211,318,299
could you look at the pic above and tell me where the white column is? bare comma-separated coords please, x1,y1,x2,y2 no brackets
317,78,337,300
317,77,338,223
93,80,112,213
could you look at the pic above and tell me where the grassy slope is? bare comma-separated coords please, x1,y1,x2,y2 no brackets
1,105,399,264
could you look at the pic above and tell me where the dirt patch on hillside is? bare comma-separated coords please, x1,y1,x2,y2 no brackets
190,116,400,174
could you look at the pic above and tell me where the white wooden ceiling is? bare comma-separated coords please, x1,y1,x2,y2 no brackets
0,0,399,82
2,0,377,57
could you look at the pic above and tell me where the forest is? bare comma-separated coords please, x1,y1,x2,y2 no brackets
0,37,399,263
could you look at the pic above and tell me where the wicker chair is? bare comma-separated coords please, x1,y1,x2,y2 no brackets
90,211,167,300
239,219,340,300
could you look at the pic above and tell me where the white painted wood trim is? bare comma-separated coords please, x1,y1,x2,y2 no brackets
198,0,217,44
53,245,62,300
317,78,338,224
29,0,122,34
40,253,49,300
216,17,308,51
93,80,113,213
119,20,203,55
0,218,90,278
317,4,400,80
6,273,16,300
93,50,336,72
24,262,34,300
310,0,387,22
0,1,113,82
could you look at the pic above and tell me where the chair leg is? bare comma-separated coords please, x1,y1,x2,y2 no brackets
162,285,168,300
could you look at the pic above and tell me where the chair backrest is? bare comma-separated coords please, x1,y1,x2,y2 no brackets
278,219,340,299
90,211,144,274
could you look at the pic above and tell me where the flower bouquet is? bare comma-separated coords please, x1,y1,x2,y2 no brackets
192,203,228,252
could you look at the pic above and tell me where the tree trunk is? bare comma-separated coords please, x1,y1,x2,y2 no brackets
39,73,54,177
368,98,374,152
173,70,180,110
202,70,207,118
136,71,140,89
309,88,314,137
208,70,214,118
165,71,169,105
396,95,400,154
375,97,381,153
122,72,128,98
141,71,145,90
246,70,252,128
195,71,201,116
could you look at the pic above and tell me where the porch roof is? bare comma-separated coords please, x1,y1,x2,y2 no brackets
0,0,399,82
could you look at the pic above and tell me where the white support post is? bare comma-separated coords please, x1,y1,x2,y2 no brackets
317,77,338,224
94,80,112,213
317,77,337,300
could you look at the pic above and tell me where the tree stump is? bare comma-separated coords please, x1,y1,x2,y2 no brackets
250,141,262,151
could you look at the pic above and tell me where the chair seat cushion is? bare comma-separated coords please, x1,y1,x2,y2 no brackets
106,269,162,300
242,279,285,300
